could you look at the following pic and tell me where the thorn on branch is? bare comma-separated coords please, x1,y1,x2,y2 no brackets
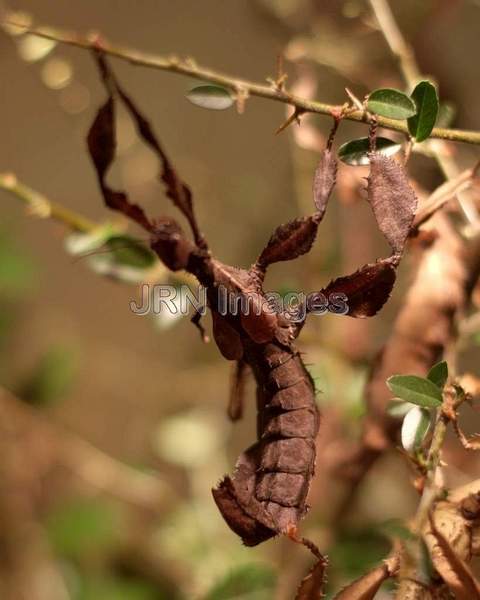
345,87,364,111
275,107,304,135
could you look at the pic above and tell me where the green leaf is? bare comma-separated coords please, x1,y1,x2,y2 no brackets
427,360,448,390
367,88,417,119
105,235,156,269
401,406,432,452
408,81,439,142
186,85,234,110
338,136,401,166
387,375,442,407
204,564,276,600
65,228,157,283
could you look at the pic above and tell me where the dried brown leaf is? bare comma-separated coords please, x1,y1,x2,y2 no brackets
428,513,480,600
367,153,417,256
332,556,399,600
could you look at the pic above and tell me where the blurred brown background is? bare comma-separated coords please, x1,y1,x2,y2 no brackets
1,1,480,599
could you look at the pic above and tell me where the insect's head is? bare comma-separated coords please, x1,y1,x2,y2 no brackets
150,217,195,271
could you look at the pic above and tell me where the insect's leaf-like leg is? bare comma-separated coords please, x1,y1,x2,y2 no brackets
312,258,397,318
251,149,337,283
92,52,208,250
228,359,251,421
87,95,154,232
191,309,210,343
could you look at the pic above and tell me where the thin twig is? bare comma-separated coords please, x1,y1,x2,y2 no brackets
0,172,96,232
413,160,480,228
3,20,480,146
368,0,421,86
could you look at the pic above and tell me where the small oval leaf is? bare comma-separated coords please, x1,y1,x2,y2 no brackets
186,85,234,110
427,360,448,390
401,406,432,452
387,375,443,407
338,137,401,166
408,81,439,142
367,88,417,120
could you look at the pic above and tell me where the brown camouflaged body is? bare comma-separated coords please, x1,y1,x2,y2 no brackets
213,339,319,545
87,55,417,552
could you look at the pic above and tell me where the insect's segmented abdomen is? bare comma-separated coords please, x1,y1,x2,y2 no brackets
213,341,319,545
253,344,319,528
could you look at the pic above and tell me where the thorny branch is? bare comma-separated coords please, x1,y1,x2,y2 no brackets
3,18,480,146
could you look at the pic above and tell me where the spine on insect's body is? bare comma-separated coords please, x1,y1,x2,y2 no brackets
213,339,319,546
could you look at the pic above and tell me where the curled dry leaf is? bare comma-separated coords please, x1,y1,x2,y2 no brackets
332,555,399,600
427,513,480,600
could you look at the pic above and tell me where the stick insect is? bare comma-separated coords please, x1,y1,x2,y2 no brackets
86,52,417,566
